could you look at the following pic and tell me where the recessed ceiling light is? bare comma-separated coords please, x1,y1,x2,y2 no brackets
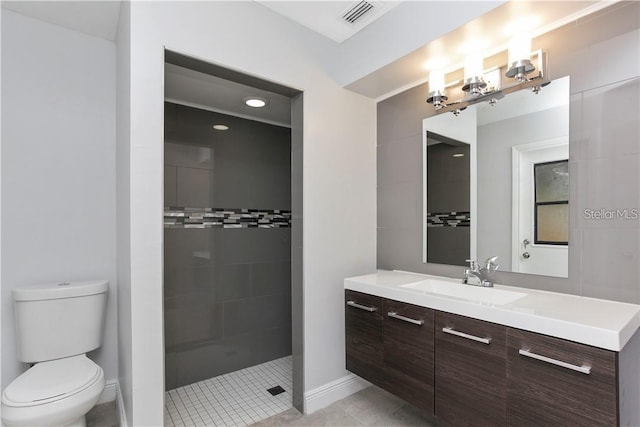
213,124,229,131
244,97,267,108
452,153,465,158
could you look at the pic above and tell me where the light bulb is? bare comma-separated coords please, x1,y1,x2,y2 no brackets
464,52,484,81
508,32,532,66
429,70,445,94
245,97,267,108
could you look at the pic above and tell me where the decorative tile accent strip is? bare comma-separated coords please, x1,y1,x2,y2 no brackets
164,207,291,228
426,211,471,227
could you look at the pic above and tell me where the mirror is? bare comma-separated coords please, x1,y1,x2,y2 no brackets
423,75,570,277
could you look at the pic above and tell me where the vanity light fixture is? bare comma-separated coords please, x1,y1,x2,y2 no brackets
462,52,487,96
426,69,447,110
506,32,535,82
213,124,229,131
244,97,267,108
426,38,549,115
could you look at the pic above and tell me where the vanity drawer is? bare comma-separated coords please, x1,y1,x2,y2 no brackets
383,299,434,413
436,311,506,357
435,312,507,426
507,328,618,426
345,290,383,386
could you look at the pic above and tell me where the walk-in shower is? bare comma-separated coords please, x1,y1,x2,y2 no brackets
162,51,303,425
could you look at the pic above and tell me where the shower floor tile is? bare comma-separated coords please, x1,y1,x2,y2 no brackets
164,356,292,427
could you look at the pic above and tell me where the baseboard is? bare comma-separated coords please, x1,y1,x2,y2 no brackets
303,373,370,414
97,379,118,404
116,381,129,427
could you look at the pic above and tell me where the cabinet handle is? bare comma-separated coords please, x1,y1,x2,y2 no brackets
347,300,377,312
442,327,491,345
518,349,592,375
387,311,424,325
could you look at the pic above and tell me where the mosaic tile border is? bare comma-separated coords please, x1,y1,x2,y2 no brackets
426,211,471,227
164,207,291,228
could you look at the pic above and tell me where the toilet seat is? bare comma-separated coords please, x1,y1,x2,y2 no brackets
2,355,101,407
1,355,104,427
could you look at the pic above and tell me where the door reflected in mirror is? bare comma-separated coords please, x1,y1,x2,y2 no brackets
423,76,570,278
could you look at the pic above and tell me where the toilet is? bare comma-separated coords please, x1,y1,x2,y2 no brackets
1,280,108,427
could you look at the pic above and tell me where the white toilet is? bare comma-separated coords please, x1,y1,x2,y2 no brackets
1,280,108,427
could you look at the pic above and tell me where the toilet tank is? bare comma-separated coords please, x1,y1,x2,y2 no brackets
12,280,108,363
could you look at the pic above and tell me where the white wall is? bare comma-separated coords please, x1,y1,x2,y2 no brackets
118,2,377,424
0,5,4,420
1,10,117,388
115,2,132,425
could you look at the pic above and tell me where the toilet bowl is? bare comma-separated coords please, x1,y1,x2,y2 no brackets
1,355,105,427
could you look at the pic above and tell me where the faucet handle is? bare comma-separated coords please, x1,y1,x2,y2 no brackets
465,259,478,271
484,256,500,271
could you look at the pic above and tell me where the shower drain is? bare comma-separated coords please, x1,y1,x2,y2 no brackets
266,385,285,396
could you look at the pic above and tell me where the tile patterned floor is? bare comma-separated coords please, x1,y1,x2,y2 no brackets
164,356,292,426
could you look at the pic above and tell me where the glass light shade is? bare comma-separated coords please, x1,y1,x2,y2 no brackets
508,33,532,65
429,70,445,93
464,53,484,80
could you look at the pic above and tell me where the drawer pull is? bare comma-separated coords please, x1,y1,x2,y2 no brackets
388,311,424,325
519,349,592,375
442,327,491,345
347,300,377,312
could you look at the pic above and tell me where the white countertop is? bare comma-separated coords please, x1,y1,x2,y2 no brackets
344,270,640,351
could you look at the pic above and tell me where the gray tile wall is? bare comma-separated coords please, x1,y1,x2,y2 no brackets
164,103,292,390
426,143,470,265
377,2,640,303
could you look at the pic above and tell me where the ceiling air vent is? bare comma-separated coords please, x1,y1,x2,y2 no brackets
341,1,376,25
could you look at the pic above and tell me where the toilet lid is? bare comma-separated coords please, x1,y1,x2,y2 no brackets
3,355,100,404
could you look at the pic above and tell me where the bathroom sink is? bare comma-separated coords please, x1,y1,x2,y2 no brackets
400,280,526,306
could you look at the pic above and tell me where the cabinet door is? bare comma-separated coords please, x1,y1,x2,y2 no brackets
383,299,435,414
435,312,507,426
345,290,383,387
507,328,618,426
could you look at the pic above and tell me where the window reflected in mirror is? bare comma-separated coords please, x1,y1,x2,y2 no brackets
534,160,569,245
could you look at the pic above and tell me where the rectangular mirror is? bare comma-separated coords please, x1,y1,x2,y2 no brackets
423,75,570,277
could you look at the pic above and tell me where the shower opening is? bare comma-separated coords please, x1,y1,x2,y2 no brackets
162,51,303,426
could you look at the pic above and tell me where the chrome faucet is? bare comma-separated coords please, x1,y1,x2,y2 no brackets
463,256,499,287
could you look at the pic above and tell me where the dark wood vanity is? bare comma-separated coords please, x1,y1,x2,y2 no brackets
345,289,620,426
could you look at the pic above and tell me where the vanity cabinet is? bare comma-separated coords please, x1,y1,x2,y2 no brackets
345,290,625,426
345,290,384,387
345,291,435,412
383,299,434,413
435,312,507,426
507,328,618,426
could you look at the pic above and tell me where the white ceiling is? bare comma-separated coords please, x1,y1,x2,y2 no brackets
2,0,121,41
256,0,401,43
1,0,397,44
